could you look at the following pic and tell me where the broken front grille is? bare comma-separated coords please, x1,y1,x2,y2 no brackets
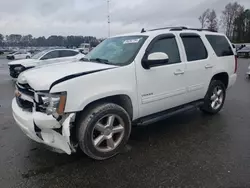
16,97,33,112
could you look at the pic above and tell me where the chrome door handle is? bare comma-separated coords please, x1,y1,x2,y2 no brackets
174,69,185,75
205,64,213,69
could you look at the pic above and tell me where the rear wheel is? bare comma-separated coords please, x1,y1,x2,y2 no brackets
200,80,226,114
77,103,131,160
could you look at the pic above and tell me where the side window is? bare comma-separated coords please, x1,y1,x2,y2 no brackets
148,37,181,64
59,50,79,58
206,35,234,57
41,51,59,60
181,36,208,61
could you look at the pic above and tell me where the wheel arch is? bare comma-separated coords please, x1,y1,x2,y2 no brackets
211,72,229,89
76,94,134,121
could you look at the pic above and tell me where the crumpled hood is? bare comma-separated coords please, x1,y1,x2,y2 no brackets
8,59,39,67
17,61,117,91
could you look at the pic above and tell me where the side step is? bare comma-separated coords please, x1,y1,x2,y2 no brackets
135,100,204,126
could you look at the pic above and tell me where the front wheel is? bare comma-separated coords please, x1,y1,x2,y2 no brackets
26,56,30,59
77,103,131,160
200,80,226,114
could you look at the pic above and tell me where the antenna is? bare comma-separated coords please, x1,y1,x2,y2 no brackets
107,0,110,37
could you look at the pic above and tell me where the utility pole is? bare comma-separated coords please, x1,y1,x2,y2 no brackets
107,0,110,37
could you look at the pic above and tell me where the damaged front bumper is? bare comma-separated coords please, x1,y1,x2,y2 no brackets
12,98,76,154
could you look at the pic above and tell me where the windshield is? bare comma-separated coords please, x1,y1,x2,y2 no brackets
31,50,49,59
84,35,148,66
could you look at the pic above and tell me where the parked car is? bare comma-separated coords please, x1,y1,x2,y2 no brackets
8,49,85,78
6,51,31,60
237,46,250,58
12,27,237,160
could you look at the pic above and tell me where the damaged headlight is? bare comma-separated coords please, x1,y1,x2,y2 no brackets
40,92,67,115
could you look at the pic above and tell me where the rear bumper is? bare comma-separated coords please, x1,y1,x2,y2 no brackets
228,74,237,89
12,98,75,154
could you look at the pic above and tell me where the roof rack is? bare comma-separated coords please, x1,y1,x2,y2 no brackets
141,26,217,33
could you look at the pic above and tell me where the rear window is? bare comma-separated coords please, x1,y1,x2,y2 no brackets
206,35,234,57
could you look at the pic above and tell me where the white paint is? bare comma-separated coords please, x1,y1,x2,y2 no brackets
12,28,237,155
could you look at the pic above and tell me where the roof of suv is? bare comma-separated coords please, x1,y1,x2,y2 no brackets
113,27,225,38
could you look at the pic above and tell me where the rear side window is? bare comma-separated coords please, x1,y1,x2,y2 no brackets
206,35,234,57
60,50,79,57
181,35,208,61
148,37,181,64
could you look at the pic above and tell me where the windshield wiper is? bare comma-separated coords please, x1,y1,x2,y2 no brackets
89,58,113,65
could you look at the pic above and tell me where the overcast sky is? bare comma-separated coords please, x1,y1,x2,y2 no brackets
0,0,249,38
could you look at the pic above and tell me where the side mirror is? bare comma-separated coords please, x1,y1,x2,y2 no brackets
142,52,169,69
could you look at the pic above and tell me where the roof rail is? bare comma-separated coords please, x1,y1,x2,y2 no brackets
140,26,187,33
140,26,217,33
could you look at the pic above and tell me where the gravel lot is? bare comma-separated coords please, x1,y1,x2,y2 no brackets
0,58,250,188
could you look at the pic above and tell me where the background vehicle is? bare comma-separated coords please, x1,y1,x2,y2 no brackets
6,51,31,60
237,46,250,58
8,49,85,78
79,43,91,54
12,27,237,160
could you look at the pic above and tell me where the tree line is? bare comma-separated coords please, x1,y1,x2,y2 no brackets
0,34,102,48
199,2,250,43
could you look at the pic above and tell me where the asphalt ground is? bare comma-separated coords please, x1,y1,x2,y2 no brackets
0,58,250,188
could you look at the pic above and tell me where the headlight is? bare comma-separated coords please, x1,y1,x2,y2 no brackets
14,66,24,72
40,92,67,115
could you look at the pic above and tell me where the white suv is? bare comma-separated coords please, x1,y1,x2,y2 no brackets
12,27,237,160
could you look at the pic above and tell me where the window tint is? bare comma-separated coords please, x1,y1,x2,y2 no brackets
181,36,207,61
60,50,79,57
148,37,180,64
41,50,59,60
206,35,234,56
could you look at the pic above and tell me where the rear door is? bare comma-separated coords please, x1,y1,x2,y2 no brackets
179,33,213,102
59,50,80,61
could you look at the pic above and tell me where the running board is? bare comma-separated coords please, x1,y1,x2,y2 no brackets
134,100,204,126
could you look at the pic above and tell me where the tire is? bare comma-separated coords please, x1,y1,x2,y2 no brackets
26,56,30,59
77,103,131,160
200,80,226,114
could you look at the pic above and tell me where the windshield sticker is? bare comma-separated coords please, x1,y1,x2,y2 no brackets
123,38,142,44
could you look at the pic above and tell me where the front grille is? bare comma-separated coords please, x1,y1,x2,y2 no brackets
16,97,33,112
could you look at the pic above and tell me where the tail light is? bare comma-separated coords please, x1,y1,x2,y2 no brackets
234,55,238,73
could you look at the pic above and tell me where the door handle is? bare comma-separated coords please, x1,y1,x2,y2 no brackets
205,64,213,69
174,69,185,75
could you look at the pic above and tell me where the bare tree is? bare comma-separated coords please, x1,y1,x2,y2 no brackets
199,9,210,28
207,10,218,31
221,2,244,39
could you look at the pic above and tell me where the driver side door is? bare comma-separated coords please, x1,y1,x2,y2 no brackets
136,34,188,117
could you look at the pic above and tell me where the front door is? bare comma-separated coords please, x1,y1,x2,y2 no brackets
136,34,188,117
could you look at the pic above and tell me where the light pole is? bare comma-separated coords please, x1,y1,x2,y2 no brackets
107,0,110,37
